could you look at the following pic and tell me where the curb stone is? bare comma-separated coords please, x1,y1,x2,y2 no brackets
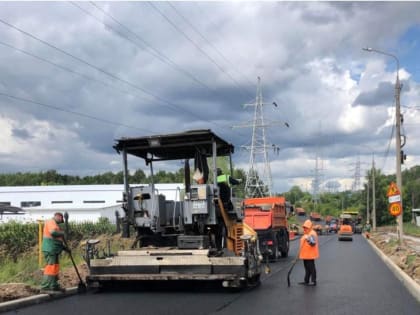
0,287,78,313
365,234,420,303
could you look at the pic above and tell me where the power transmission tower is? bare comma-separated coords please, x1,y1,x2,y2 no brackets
312,149,323,206
311,124,324,208
350,156,362,191
232,77,289,197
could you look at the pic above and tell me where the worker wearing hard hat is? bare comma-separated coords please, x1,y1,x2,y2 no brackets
299,219,319,286
40,212,68,292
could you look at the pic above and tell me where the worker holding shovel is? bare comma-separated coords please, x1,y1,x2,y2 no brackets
298,219,319,286
40,212,70,292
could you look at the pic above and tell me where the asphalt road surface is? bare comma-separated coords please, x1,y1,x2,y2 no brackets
3,234,419,315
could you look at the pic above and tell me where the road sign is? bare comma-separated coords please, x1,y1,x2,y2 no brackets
389,202,402,216
388,195,401,203
387,182,400,197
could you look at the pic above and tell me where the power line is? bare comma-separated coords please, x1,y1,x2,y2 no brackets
148,1,254,100
0,39,151,102
0,91,151,133
381,115,396,170
0,17,239,135
168,1,256,89
76,1,215,92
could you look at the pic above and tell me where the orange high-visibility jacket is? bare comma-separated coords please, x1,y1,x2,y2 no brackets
41,219,64,254
299,229,319,260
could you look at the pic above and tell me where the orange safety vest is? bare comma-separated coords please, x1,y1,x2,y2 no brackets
299,229,319,260
43,219,63,240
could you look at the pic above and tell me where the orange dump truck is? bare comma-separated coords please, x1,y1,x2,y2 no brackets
244,196,290,260
310,212,322,221
296,207,306,216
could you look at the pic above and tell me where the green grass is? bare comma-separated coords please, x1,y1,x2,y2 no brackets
0,256,40,286
288,215,299,225
406,254,416,266
403,222,420,237
0,219,118,286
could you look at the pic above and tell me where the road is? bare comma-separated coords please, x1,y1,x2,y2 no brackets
3,234,419,315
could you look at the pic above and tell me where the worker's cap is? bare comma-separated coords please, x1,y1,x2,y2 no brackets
216,168,222,175
302,219,312,229
54,212,64,218
134,193,151,200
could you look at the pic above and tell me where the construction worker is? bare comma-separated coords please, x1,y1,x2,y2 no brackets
299,219,319,286
364,221,371,239
40,212,68,292
216,168,241,210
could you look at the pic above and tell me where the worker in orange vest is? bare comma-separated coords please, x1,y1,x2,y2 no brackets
40,212,69,292
299,219,319,286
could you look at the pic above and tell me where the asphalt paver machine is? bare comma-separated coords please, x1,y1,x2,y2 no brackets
85,129,262,289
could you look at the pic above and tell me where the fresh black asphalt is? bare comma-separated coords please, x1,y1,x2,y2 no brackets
2,233,419,315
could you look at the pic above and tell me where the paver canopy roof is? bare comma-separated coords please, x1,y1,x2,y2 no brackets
0,205,25,215
113,129,234,162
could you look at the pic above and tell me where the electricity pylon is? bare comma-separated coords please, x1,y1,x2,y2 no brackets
233,77,289,197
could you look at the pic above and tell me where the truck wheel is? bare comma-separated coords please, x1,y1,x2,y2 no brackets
279,231,289,258
281,240,289,257
273,242,280,261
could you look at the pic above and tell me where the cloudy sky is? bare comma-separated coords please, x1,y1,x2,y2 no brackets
1,1,420,194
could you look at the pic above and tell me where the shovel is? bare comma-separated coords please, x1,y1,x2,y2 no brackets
287,246,301,287
63,212,87,293
64,240,87,293
287,255,299,287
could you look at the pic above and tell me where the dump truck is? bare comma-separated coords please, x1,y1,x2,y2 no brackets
84,130,262,289
310,212,322,221
296,207,306,216
243,196,290,260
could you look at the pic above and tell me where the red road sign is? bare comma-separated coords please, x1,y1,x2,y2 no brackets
389,202,402,216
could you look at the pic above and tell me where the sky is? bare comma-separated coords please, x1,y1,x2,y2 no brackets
1,1,420,194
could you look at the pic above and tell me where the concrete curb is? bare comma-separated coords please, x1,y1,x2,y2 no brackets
365,234,420,303
0,287,78,313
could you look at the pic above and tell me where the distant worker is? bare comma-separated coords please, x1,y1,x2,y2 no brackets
299,219,319,286
216,168,241,210
364,221,371,239
364,221,371,232
40,212,68,292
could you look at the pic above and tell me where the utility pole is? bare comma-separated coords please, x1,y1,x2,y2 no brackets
372,154,376,231
366,179,370,224
395,61,403,243
363,47,403,242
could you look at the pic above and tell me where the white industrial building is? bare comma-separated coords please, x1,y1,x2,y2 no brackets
0,184,183,224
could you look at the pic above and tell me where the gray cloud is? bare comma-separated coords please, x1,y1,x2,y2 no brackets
11,128,32,140
353,81,395,107
0,2,419,193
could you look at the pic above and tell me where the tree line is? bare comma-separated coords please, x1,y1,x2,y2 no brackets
284,165,420,226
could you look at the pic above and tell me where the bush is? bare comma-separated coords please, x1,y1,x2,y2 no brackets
0,219,116,260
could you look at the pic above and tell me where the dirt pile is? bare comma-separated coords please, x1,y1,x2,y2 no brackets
369,232,420,285
0,283,40,303
0,263,89,303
